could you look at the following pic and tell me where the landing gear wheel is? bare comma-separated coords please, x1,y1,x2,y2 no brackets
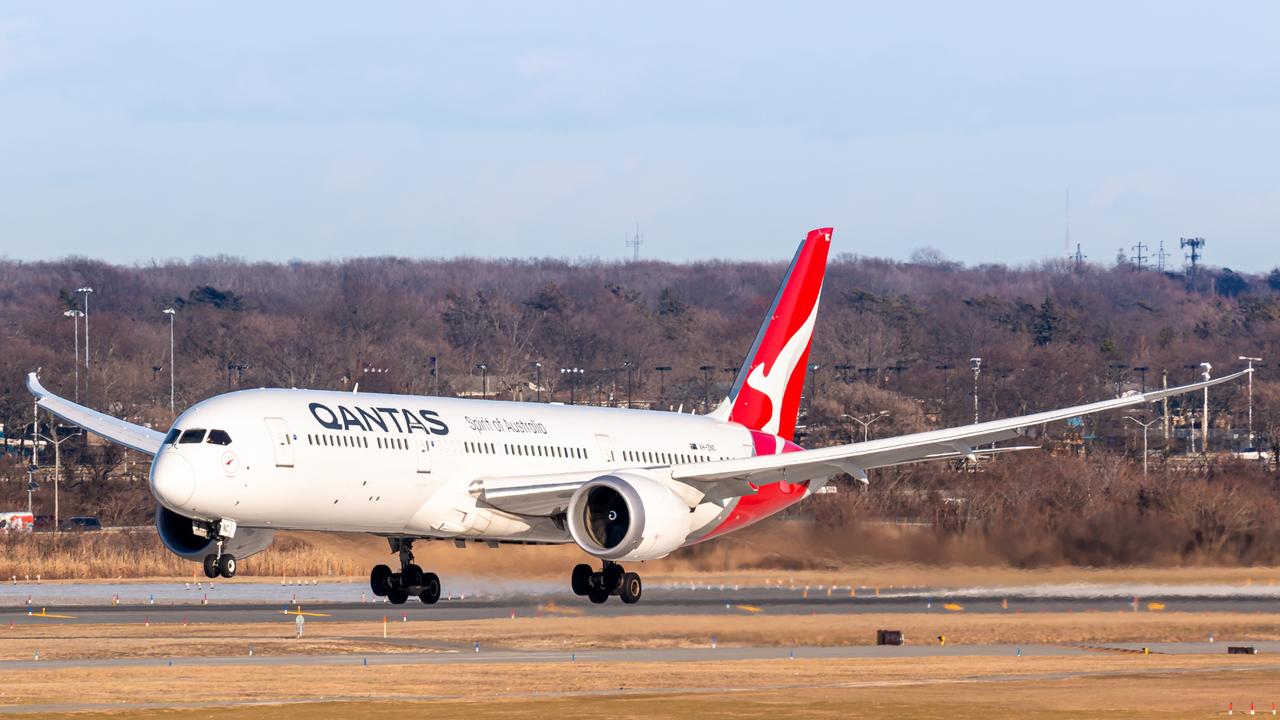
571,564,593,596
418,572,441,605
402,563,424,589
202,554,219,579
370,564,392,597
387,588,408,605
619,572,642,604
217,553,237,579
602,563,625,593
587,587,610,604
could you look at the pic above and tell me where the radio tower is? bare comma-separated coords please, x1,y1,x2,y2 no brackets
1071,243,1087,272
1131,241,1148,271
625,222,643,262
1155,240,1169,272
1180,237,1205,277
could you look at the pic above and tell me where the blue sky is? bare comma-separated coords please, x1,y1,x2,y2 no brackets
2,2,1278,269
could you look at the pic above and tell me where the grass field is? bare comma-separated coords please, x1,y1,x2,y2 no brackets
0,606,1276,717
10,655,1278,719
4,611,1279,662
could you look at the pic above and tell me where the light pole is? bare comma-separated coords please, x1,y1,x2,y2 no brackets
699,365,714,410
807,364,821,416
843,411,889,443
1108,363,1129,395
163,308,176,414
1239,356,1262,448
36,415,80,532
532,362,543,402
428,356,439,396
935,364,954,421
654,366,671,407
76,287,93,398
560,367,583,404
969,357,982,424
1200,362,1212,454
1124,415,1159,477
63,309,84,402
623,361,634,409
1133,366,1149,393
475,363,488,399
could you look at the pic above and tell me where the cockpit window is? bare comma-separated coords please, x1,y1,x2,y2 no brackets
163,428,180,445
206,429,232,446
178,428,207,444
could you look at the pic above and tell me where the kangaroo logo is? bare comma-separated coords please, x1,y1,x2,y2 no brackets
742,285,822,435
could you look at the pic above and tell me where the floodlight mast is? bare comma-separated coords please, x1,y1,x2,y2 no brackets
1200,362,1212,454
969,357,982,424
163,308,177,414
1238,356,1262,448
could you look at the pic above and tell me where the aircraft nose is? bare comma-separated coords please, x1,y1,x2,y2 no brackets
150,451,196,507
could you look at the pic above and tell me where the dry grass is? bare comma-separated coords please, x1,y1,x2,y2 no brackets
4,655,1277,718
4,611,1279,660
8,524,1280,588
0,531,365,580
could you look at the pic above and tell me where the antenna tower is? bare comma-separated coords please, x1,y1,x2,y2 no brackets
1180,237,1205,276
625,222,643,262
1071,243,1086,272
1155,240,1169,272
1131,241,1148,271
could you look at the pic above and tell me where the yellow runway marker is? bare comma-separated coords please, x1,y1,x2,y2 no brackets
28,608,77,619
1146,601,1166,611
735,604,763,614
536,601,585,617
283,607,331,618
943,603,965,612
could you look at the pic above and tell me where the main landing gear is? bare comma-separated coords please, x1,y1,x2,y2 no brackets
369,538,441,606
571,561,642,604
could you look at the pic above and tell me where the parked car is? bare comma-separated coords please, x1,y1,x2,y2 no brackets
59,516,102,532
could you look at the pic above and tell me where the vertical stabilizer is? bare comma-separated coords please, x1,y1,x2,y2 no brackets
709,228,832,441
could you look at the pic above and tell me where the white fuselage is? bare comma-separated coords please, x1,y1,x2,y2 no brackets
149,389,760,545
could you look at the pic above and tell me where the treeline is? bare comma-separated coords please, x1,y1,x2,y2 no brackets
0,251,1278,537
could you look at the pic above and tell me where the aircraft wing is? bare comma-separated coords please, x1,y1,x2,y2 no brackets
474,369,1249,516
670,369,1251,500
26,372,165,456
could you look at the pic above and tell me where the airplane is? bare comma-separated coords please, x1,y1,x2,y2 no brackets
27,228,1250,605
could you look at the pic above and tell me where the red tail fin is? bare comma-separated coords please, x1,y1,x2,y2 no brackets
717,227,832,441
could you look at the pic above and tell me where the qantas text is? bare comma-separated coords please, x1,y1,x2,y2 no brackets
308,403,450,435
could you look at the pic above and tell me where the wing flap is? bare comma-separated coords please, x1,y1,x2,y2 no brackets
26,373,165,456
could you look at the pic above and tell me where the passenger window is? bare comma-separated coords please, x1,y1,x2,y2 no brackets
206,429,232,446
164,428,180,445
178,429,206,444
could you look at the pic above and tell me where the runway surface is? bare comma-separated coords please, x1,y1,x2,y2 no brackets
4,581,1279,626
5,640,1280,673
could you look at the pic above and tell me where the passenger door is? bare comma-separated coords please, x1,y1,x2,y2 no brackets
594,434,615,464
416,437,432,474
264,417,294,468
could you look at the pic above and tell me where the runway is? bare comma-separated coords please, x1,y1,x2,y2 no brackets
5,582,1279,626
5,640,1280,673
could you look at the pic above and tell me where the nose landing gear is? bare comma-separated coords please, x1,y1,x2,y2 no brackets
370,538,441,605
571,561,642,604
201,536,237,579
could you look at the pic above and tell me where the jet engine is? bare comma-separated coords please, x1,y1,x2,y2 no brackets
566,473,692,561
155,505,275,560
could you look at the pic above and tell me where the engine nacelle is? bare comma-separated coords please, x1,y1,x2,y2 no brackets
566,472,692,561
155,505,275,560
